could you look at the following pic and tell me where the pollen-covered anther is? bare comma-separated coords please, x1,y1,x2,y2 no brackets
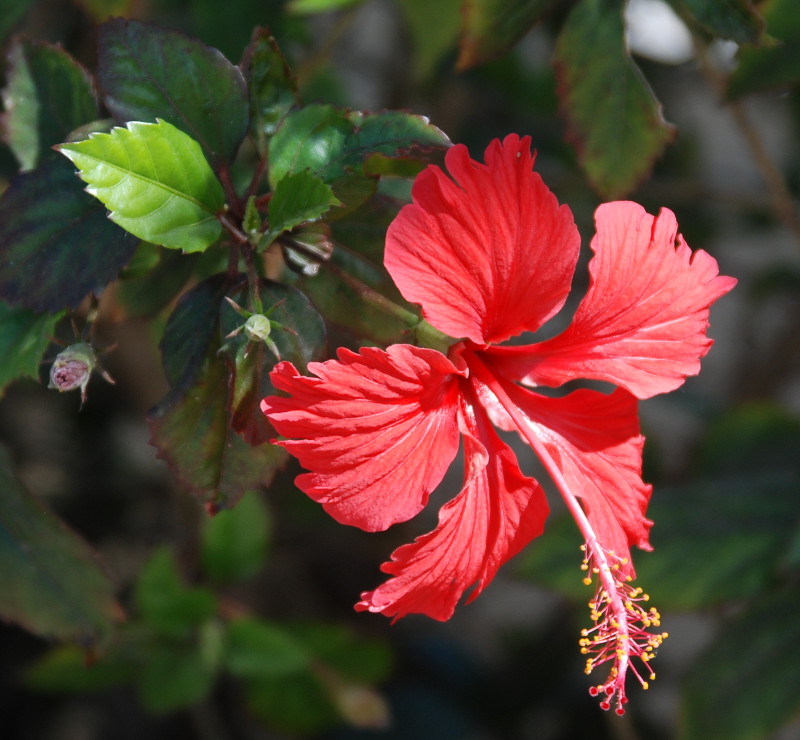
578,542,668,715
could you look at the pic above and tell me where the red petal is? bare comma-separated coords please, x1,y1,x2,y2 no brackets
262,345,462,532
385,134,580,345
504,383,652,578
486,202,737,398
355,388,548,621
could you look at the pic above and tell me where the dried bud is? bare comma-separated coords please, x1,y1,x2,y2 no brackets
244,314,272,343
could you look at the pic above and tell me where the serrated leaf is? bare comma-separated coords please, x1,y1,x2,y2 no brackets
268,104,450,189
240,27,298,149
160,274,231,393
0,302,61,396
2,38,98,171
668,0,764,44
0,157,139,312
397,0,461,78
0,444,119,645
220,279,326,445
58,119,225,252
681,588,800,740
727,0,800,99
201,491,271,583
457,0,560,69
98,18,249,170
148,349,288,512
262,170,340,247
225,618,310,678
135,547,216,638
554,0,675,198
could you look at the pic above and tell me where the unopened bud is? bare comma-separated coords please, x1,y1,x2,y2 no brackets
49,342,96,397
244,314,272,342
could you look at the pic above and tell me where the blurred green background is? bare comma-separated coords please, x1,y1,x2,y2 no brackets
0,1,798,739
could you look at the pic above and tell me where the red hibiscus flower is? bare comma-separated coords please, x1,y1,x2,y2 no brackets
261,134,736,713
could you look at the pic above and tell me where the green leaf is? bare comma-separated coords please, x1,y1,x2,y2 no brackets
240,27,298,150
72,0,128,19
58,119,225,252
553,0,675,198
397,0,462,78
148,349,288,512
117,249,198,319
681,588,800,740
200,491,271,583
25,644,133,694
225,618,310,678
219,279,326,446
137,623,224,714
0,302,61,396
288,0,364,13
160,274,231,394
0,0,33,45
668,0,764,44
0,444,118,645
268,104,450,190
135,547,216,638
98,18,249,170
262,170,341,248
2,38,98,171
457,0,561,69
0,157,139,312
727,0,800,99
245,672,338,734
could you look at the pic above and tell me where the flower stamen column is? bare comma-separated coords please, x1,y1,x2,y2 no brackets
467,350,668,714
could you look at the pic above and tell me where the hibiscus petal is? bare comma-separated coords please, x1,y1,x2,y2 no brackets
486,202,736,398
262,345,462,532
503,382,652,579
385,134,580,346
356,388,549,621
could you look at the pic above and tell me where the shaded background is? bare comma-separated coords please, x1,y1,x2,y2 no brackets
1,1,799,739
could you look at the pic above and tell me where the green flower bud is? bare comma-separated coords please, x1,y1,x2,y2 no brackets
48,342,96,398
244,314,272,343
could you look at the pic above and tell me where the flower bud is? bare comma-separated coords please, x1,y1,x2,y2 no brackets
48,342,96,400
244,314,272,343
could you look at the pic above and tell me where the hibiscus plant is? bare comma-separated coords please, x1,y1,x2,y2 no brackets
0,2,798,739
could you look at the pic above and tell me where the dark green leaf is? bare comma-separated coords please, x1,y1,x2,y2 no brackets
681,588,800,740
458,0,561,69
0,0,33,45
553,0,675,198
262,170,340,247
727,0,800,99
137,623,224,713
668,0,764,44
225,618,310,678
97,18,249,170
0,444,118,645
73,0,128,19
117,249,198,319
135,547,216,638
0,157,139,312
160,273,230,393
245,673,338,734
219,279,326,445
288,0,364,12
2,38,98,171
269,105,450,190
200,491,271,583
58,119,225,252
148,349,288,512
240,27,298,150
25,644,133,693
0,301,61,396
396,0,461,78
